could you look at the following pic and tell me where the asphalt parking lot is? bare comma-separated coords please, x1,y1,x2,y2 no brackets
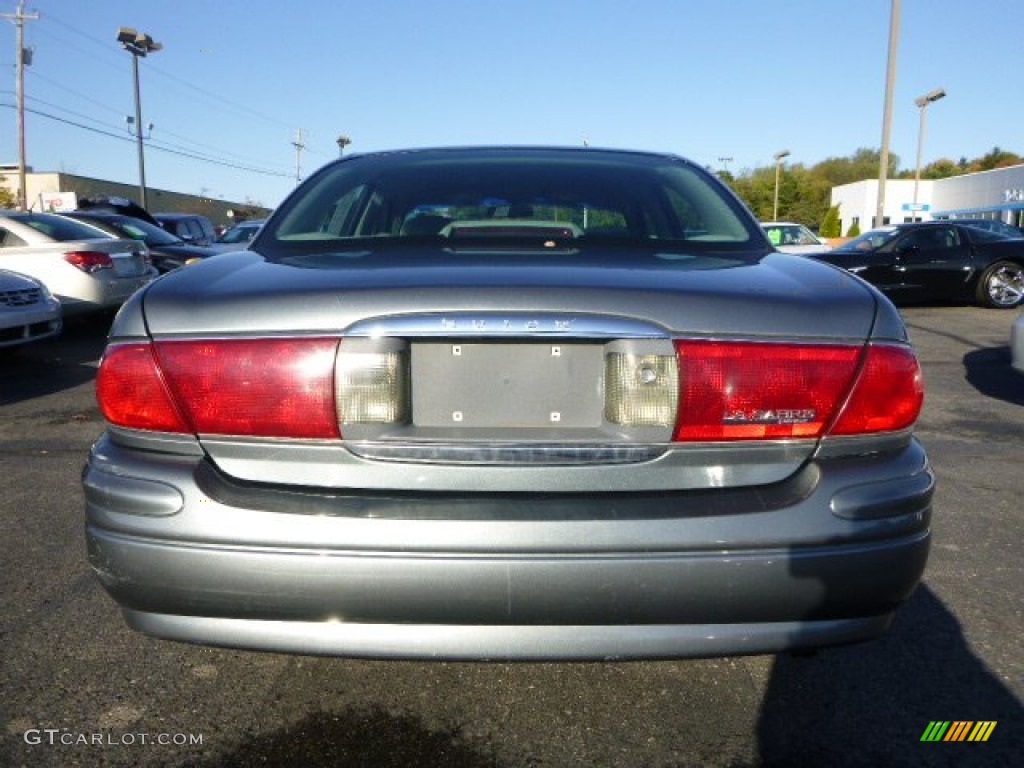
1,305,1021,768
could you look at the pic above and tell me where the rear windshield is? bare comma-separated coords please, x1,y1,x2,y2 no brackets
79,215,183,246
14,212,113,242
264,150,764,256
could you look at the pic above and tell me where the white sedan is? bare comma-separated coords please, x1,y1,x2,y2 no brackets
761,221,832,255
1012,312,1024,374
0,212,156,315
0,268,62,349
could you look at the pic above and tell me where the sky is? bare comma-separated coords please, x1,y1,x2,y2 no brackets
1,0,1021,209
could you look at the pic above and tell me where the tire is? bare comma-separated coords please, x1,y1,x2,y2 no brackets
976,260,1024,308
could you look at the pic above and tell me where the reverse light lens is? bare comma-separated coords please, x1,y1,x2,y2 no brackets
673,341,862,441
605,353,678,426
336,352,409,424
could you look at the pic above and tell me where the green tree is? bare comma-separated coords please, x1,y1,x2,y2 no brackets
968,146,1022,172
0,176,16,208
820,205,841,238
846,221,861,237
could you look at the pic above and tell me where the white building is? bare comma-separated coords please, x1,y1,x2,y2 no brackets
831,164,1024,234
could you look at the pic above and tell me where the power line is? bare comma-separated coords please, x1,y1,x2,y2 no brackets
44,9,298,134
21,72,293,173
1,102,294,179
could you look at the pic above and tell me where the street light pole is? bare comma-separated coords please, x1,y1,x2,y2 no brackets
913,88,946,211
773,150,790,221
336,135,351,158
117,27,161,210
876,0,901,228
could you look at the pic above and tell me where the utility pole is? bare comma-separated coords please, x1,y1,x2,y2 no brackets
3,0,40,210
292,129,305,185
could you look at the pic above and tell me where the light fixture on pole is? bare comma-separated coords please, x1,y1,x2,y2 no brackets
773,150,790,221
718,156,733,175
336,135,351,158
117,26,161,210
912,87,946,210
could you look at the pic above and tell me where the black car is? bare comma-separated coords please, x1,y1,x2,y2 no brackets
154,213,217,246
817,222,1024,308
949,218,1024,239
64,212,219,273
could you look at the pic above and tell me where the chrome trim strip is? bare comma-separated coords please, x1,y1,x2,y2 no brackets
346,442,667,466
344,313,669,338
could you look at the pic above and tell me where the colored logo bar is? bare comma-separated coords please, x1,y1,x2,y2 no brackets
921,721,997,742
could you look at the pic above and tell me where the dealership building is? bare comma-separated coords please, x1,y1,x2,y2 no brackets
830,163,1024,233
0,168,267,226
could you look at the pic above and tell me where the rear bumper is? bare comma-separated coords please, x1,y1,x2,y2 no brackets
84,435,933,659
123,611,895,661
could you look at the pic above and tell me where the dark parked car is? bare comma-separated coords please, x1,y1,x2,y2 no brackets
154,212,217,246
210,218,266,252
948,218,1024,239
65,211,219,273
818,222,1024,308
86,147,932,660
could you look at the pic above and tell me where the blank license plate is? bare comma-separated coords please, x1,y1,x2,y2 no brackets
411,342,603,428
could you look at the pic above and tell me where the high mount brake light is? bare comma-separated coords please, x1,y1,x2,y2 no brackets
672,340,922,441
64,251,114,272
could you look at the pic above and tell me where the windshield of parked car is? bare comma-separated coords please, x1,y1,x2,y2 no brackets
217,222,261,243
14,212,116,242
762,224,820,247
831,228,902,253
265,150,763,256
89,215,184,246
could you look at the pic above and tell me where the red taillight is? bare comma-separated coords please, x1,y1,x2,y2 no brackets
673,341,863,441
64,251,114,272
829,344,923,434
154,338,341,438
96,338,342,438
671,340,923,441
96,343,190,432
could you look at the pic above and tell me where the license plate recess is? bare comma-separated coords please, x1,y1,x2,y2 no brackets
411,342,603,428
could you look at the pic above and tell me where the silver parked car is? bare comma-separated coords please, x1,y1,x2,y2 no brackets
0,211,156,315
85,147,932,660
1012,312,1024,374
0,268,62,349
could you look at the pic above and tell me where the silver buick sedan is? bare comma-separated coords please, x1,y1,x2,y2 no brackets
85,147,932,660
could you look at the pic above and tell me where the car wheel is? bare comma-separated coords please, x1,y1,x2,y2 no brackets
976,260,1024,308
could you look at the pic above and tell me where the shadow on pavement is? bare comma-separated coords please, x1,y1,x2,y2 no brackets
757,586,1023,767
962,346,1024,407
0,312,112,406
198,706,502,768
